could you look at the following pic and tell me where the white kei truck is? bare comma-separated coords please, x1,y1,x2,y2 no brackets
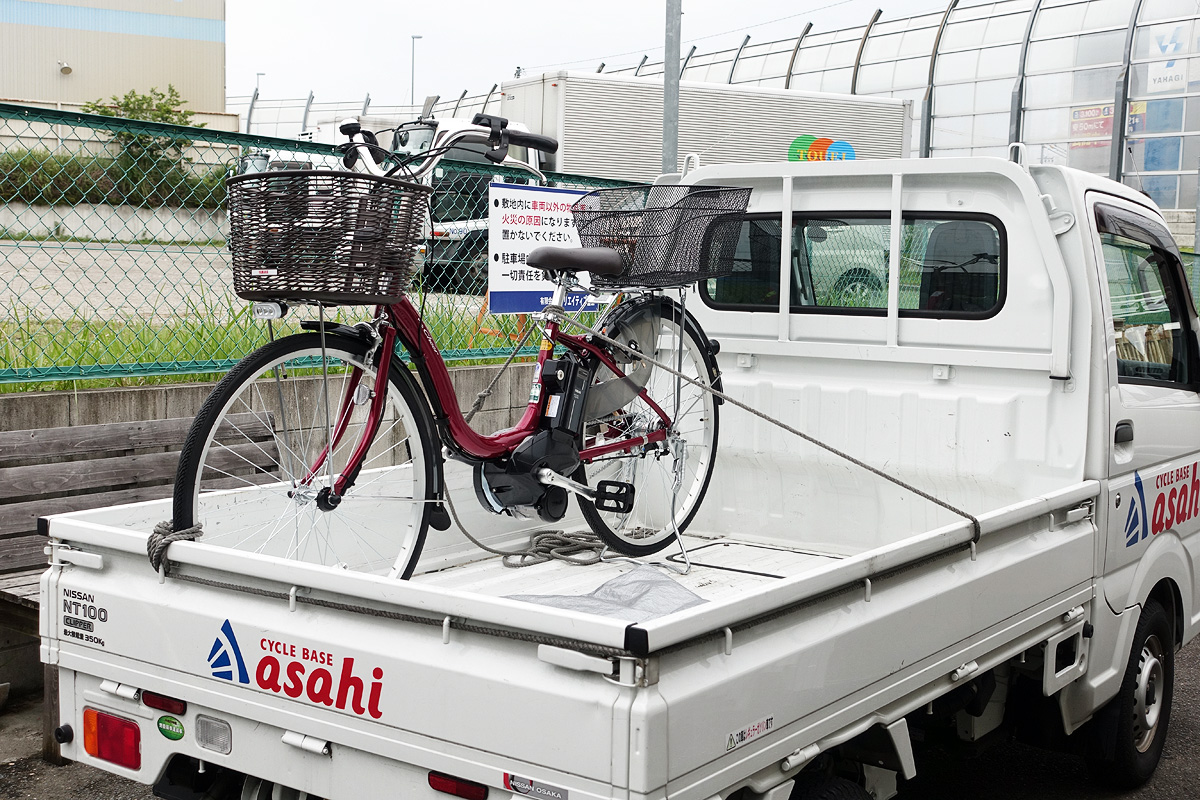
37,154,1200,800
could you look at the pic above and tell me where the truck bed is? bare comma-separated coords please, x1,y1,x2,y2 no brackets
40,468,1100,800
417,539,837,601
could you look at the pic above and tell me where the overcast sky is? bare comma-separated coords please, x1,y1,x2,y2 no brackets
226,0,945,104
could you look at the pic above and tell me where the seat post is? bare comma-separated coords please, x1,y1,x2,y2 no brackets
545,275,571,319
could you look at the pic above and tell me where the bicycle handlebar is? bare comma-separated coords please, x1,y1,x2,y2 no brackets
506,130,559,154
338,116,556,184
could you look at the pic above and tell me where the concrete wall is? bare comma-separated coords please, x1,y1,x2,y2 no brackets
0,363,534,434
1,201,226,243
1164,209,1196,253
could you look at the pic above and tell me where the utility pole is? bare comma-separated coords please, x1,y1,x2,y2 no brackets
411,35,423,106
663,0,681,174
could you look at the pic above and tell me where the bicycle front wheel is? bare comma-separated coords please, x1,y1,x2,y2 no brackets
578,296,719,556
172,332,438,578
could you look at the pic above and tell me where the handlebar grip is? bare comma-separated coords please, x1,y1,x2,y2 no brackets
506,131,559,154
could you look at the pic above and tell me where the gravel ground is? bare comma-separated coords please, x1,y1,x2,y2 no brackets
2,643,1197,799
0,695,153,800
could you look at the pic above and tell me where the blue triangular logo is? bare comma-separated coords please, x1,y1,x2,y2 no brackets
1125,472,1149,548
209,619,249,684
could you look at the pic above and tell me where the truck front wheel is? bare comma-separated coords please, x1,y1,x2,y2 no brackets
1088,597,1174,789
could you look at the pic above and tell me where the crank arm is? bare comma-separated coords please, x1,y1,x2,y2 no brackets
536,468,596,500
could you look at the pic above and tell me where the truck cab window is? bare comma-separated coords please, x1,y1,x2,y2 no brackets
704,217,783,306
703,215,1003,317
1099,228,1193,385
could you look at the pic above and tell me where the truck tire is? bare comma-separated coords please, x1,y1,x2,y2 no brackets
1088,597,1174,789
790,776,871,800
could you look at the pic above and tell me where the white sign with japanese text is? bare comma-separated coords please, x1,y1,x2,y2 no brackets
487,183,600,314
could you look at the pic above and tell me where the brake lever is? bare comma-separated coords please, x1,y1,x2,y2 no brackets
499,156,547,184
485,140,510,164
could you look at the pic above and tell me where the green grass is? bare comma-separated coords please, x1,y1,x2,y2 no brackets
0,228,225,248
0,295,542,394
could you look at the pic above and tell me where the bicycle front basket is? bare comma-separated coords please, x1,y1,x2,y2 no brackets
226,170,433,305
570,184,751,289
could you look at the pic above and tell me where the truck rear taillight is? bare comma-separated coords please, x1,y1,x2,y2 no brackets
142,691,187,715
82,708,141,770
429,772,489,800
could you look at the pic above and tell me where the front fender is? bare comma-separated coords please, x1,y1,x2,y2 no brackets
1104,528,1194,635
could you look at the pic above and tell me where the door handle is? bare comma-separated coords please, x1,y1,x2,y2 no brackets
1115,421,1135,444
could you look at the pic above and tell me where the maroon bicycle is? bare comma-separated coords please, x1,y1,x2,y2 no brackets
172,115,749,578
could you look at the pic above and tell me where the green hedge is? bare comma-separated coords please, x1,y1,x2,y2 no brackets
0,148,225,209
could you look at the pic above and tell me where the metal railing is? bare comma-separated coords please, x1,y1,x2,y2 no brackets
0,102,632,388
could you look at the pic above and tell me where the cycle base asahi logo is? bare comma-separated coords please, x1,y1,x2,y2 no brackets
209,619,249,683
207,620,387,719
1126,462,1200,548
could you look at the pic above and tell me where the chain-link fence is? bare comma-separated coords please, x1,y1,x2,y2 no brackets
0,102,631,390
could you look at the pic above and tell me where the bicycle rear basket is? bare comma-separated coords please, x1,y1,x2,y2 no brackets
226,170,432,305
570,184,751,289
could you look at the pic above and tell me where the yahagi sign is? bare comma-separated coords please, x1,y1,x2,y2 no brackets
487,183,602,314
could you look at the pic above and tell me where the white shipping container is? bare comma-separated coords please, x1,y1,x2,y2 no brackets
500,71,912,181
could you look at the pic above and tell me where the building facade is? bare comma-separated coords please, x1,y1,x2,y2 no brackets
0,0,225,113
606,0,1199,210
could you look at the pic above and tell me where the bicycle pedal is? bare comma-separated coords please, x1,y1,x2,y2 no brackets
595,480,635,514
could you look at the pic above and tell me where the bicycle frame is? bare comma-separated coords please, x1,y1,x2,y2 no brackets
312,286,673,497
302,121,678,497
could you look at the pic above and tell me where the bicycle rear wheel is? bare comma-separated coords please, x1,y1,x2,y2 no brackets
578,296,719,556
172,332,438,578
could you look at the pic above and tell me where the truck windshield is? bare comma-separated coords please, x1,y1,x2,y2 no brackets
392,126,436,158
391,127,529,166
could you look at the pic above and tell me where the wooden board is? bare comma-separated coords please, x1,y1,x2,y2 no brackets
0,413,273,465
0,536,46,574
0,567,42,635
0,568,42,604
0,441,278,503
0,485,175,538
0,469,283,539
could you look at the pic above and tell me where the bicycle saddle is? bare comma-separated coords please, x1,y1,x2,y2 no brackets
527,246,624,276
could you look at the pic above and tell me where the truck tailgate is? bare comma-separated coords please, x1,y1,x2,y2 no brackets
44,543,630,795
